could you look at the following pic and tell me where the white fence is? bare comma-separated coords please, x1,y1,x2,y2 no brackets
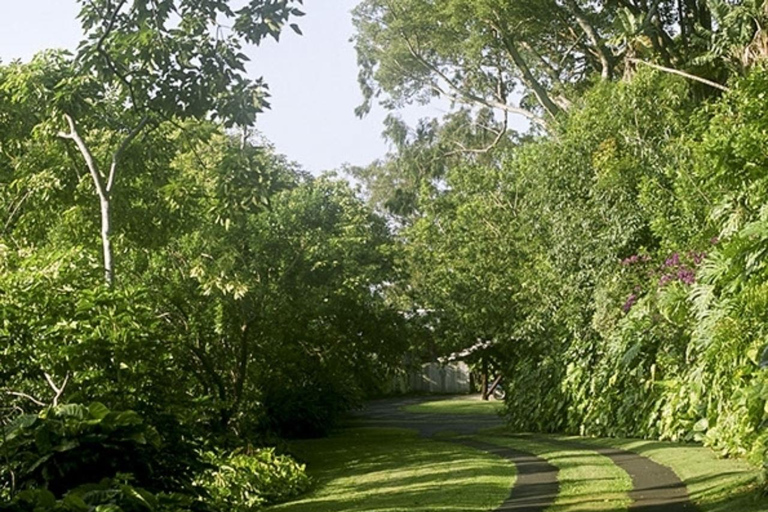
389,362,471,394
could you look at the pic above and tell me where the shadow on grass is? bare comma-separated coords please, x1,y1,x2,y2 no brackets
269,428,514,512
488,433,767,512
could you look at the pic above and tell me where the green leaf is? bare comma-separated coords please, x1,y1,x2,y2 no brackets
693,418,709,432
62,493,90,512
89,402,111,420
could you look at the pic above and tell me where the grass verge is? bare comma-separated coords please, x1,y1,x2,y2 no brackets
402,396,503,415
268,428,515,512
476,434,632,511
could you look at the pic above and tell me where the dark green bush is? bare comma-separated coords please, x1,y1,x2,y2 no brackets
0,403,165,498
0,479,203,512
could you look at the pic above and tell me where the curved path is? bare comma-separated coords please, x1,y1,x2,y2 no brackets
353,396,697,512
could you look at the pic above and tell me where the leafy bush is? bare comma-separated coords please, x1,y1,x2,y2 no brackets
196,448,310,511
1,403,162,497
0,478,201,512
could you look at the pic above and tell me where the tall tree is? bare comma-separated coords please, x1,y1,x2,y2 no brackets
56,0,303,285
352,0,726,130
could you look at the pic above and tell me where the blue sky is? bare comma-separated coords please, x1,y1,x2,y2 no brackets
0,1,450,174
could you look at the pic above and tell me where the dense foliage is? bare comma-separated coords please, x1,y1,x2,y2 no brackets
4,0,768,507
362,67,768,486
197,448,310,512
0,1,406,509
350,1,768,490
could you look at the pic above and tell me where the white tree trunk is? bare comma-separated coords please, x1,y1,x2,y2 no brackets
100,196,114,285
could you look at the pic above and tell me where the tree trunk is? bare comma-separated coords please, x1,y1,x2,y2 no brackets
58,114,147,286
565,0,614,80
500,33,562,119
58,114,115,286
99,196,114,285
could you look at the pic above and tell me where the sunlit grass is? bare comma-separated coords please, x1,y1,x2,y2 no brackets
268,428,514,512
477,434,632,511
574,436,767,512
478,429,767,512
401,396,503,415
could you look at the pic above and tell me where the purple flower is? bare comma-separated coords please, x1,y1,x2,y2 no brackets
710,237,720,245
692,252,706,265
659,274,674,287
677,268,696,285
665,253,680,267
621,254,646,266
622,293,638,313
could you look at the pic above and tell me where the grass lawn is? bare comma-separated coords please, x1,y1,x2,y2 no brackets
474,429,766,512
402,396,504,415
574,436,767,512
410,398,765,511
269,428,515,512
476,434,632,512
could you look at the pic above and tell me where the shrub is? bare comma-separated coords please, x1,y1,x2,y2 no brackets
196,448,310,511
1,403,164,498
0,478,201,512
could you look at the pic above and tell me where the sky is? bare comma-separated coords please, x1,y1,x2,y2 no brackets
0,1,451,175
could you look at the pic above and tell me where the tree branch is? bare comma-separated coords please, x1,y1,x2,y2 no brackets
5,391,46,407
95,0,142,110
58,114,108,201
486,17,563,119
629,58,730,91
107,116,150,193
564,0,615,79
401,37,548,129
44,372,69,407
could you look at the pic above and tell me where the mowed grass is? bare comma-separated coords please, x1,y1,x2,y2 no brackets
269,428,515,512
576,437,768,512
402,396,504,415
477,430,767,512
413,398,765,511
477,434,632,512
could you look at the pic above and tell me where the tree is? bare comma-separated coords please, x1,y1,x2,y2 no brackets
54,0,304,285
349,109,514,224
352,0,727,131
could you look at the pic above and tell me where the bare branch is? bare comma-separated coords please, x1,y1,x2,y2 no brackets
629,59,731,92
446,113,508,157
402,37,548,129
59,114,108,201
3,190,33,236
5,391,46,407
44,372,69,407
